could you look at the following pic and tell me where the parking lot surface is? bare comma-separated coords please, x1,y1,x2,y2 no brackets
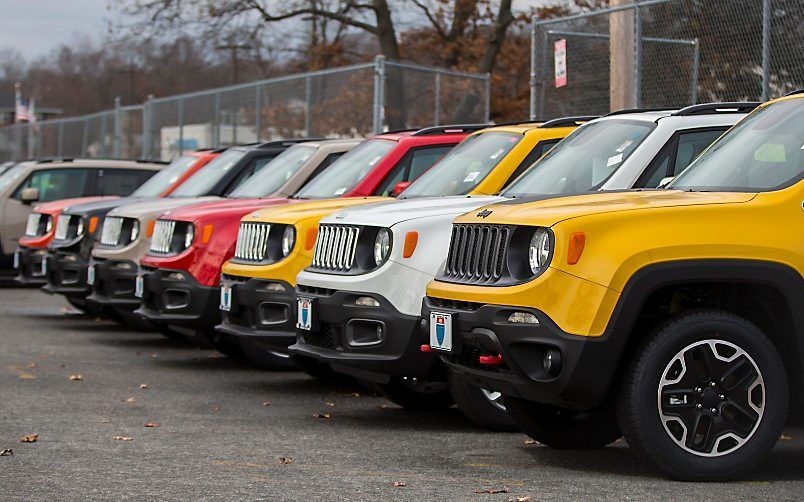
0,288,802,501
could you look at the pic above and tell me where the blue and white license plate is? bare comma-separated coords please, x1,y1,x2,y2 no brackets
87,265,95,285
40,258,47,276
429,312,453,352
134,274,144,298
296,297,313,331
219,284,232,311
13,251,20,269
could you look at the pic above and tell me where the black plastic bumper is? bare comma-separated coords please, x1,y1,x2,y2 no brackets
13,247,48,286
215,276,297,351
42,250,90,296
86,258,140,310
135,267,219,331
420,297,620,410
287,288,433,384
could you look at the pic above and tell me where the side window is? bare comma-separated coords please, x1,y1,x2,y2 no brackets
634,128,728,188
375,145,453,196
634,143,673,188
98,169,153,196
226,154,277,193
672,129,726,175
502,139,563,190
299,152,345,189
13,168,90,202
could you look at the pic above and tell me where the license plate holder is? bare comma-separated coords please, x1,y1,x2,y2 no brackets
87,265,95,285
296,297,314,331
134,273,144,298
13,251,20,269
219,283,233,311
429,311,453,352
40,258,47,276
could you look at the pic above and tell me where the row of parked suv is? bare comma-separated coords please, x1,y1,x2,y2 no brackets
8,93,803,481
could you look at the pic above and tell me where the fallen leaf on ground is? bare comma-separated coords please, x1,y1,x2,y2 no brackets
39,353,54,360
780,434,794,441
26,362,36,368
20,434,38,443
139,384,149,389
123,397,136,403
325,402,335,407
17,372,35,379
313,413,332,419
114,436,134,442
143,423,160,428
509,497,531,502
376,404,390,410
69,374,83,381
149,353,158,358
523,439,539,445
279,457,293,465
212,406,220,412
334,391,360,398
391,481,407,487
100,420,110,424
0,449,13,456
474,487,509,494
261,401,270,407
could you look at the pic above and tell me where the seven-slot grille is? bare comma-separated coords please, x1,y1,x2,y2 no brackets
234,222,271,262
25,213,44,236
150,220,176,254
443,224,509,283
54,214,73,240
311,224,360,271
100,216,124,246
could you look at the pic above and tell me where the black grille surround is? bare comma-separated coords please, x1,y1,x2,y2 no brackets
306,224,391,276
437,223,553,286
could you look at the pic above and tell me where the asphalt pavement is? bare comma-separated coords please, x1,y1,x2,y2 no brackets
1,288,802,501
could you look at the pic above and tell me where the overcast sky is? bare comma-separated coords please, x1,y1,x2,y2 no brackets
1,0,551,60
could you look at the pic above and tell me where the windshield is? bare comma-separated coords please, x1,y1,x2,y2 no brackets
0,163,27,192
131,155,199,197
230,145,315,198
294,139,395,199
169,150,246,197
401,132,521,197
503,119,655,197
670,99,804,192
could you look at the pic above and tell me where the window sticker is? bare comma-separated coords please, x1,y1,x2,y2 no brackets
368,156,382,166
334,187,346,195
615,140,634,153
606,153,624,167
489,148,505,160
463,171,480,183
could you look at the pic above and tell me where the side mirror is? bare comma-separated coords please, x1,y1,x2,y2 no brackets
392,181,411,196
20,187,39,204
658,176,675,188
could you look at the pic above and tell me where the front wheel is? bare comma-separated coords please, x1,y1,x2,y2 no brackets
372,377,453,411
617,310,788,481
504,397,621,448
448,372,516,431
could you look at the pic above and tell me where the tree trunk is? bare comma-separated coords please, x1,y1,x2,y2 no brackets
372,0,406,130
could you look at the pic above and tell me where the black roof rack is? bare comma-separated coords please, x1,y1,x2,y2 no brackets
412,124,491,136
491,119,543,127
539,116,599,128
256,139,325,149
382,127,419,135
672,102,760,116
211,147,229,153
603,107,676,117
783,89,804,97
135,158,170,164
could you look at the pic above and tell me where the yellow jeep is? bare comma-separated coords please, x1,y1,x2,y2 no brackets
423,93,804,480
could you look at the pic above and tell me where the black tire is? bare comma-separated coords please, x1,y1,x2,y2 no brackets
372,377,453,411
240,340,296,370
617,309,788,481
505,397,621,448
449,372,516,431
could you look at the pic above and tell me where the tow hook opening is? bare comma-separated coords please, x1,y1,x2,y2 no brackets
479,354,504,365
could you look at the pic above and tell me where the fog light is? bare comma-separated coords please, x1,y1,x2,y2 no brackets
113,262,134,271
508,312,539,324
355,296,380,307
63,254,77,262
260,282,285,292
167,272,185,281
543,349,562,377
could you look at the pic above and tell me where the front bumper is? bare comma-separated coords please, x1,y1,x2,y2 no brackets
287,287,431,383
86,258,140,310
420,297,621,410
14,247,48,286
135,267,219,331
215,275,297,352
42,250,90,295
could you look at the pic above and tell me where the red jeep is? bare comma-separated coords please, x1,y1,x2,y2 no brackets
136,126,484,347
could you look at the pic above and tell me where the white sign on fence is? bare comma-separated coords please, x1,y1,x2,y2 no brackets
554,39,567,88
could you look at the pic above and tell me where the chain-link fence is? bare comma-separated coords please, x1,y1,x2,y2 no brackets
0,58,489,162
530,0,804,119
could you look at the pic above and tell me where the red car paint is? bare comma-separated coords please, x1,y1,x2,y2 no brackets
140,129,472,288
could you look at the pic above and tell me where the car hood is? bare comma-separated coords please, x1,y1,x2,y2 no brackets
61,196,160,217
34,196,119,216
242,197,393,226
321,195,505,227
107,196,222,220
455,190,758,227
158,197,291,223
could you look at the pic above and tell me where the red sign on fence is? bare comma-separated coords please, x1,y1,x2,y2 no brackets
554,39,567,88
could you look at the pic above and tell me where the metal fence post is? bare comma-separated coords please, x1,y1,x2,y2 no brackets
690,39,700,105
529,15,539,120
434,72,441,126
57,121,64,157
81,120,89,157
483,73,491,123
143,95,154,160
372,55,386,134
761,0,771,100
27,123,34,159
255,84,261,142
177,97,185,157
305,75,313,137
113,97,122,158
634,2,643,108
213,92,221,147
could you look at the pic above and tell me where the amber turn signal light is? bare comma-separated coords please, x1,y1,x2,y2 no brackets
146,220,156,238
567,232,586,265
88,216,98,234
305,228,318,250
403,232,418,258
202,224,214,244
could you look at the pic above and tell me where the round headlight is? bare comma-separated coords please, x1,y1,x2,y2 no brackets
130,220,140,242
373,228,391,266
76,218,84,237
281,225,296,257
528,228,551,275
184,225,195,249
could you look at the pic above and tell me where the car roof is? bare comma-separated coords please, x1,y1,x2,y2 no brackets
32,158,167,169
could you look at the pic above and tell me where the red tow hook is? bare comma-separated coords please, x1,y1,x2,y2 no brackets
420,344,432,353
479,354,503,365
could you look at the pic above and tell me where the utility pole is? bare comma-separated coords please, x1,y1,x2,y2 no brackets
609,0,637,111
215,44,253,84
